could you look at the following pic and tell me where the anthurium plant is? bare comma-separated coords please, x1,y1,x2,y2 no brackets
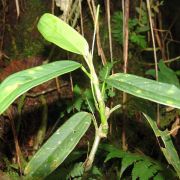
0,10,179,179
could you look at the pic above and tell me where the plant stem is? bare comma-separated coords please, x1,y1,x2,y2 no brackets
87,53,108,133
83,53,108,171
83,5,108,171
84,126,102,171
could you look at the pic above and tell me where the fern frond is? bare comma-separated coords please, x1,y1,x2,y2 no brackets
112,10,148,48
66,162,84,180
120,154,142,177
132,159,161,180
99,62,114,82
103,144,175,179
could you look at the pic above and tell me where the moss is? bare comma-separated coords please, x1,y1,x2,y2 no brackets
8,0,50,59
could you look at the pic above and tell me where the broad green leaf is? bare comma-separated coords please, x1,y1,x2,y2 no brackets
143,113,180,178
0,61,81,115
106,73,180,109
24,112,92,179
37,13,89,56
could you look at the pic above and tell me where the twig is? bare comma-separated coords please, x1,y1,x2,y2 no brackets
79,0,84,36
143,55,180,66
146,0,158,80
51,0,55,14
91,3,99,58
146,0,160,126
106,0,113,62
7,107,23,175
26,83,68,98
87,0,107,65
0,0,6,53
15,0,20,18
122,0,129,151
168,126,180,136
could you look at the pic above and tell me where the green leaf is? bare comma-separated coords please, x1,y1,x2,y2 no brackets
136,25,149,33
66,162,84,179
103,144,171,179
0,61,81,115
106,73,180,109
130,33,147,48
154,173,166,180
99,62,114,81
104,150,126,162
143,113,180,177
37,13,89,56
158,60,179,87
146,60,180,87
24,112,92,179
91,166,103,177
120,154,141,178
132,160,158,180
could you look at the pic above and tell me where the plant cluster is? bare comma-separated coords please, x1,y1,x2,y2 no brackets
0,4,180,179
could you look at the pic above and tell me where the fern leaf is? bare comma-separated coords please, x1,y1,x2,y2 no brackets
99,62,114,81
130,33,147,48
91,166,102,177
66,162,84,179
103,144,174,179
104,150,126,162
132,160,160,180
154,172,166,180
120,154,141,178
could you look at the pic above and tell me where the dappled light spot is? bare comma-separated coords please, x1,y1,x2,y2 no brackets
50,160,58,169
118,78,125,82
167,89,175,94
166,101,173,105
57,141,61,145
113,74,119,77
4,83,19,92
136,89,142,93
28,70,35,74
36,66,43,70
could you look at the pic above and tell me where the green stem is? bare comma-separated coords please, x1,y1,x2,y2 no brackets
82,53,108,171
33,95,48,150
87,53,108,134
84,126,102,171
81,66,91,79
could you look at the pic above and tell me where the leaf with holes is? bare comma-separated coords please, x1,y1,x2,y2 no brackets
0,61,81,115
143,113,180,177
106,73,180,109
24,112,91,179
37,13,89,56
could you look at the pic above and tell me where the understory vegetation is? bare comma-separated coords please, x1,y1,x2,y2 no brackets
0,0,180,179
